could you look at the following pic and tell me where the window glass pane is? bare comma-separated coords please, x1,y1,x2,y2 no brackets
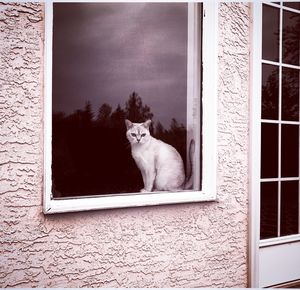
282,10,300,66
281,124,299,177
262,64,279,120
262,5,280,62
261,182,278,239
282,67,299,121
280,181,299,236
261,123,279,178
283,2,300,11
51,3,195,197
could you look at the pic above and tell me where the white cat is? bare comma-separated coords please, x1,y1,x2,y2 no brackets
125,119,193,192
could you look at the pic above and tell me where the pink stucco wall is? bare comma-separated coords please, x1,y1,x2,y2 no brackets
0,2,251,287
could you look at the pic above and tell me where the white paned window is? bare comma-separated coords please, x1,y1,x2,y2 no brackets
259,2,300,242
251,1,300,287
44,1,218,213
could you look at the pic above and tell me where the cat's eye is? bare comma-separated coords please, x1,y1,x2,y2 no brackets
131,133,137,137
141,133,146,137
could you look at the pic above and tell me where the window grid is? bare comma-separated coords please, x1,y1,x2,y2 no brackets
262,59,300,70
261,2,300,239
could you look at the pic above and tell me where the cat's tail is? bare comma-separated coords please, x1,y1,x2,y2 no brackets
184,139,195,190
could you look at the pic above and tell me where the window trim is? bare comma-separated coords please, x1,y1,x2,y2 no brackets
43,1,218,214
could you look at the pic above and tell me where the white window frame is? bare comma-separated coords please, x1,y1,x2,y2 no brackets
43,1,218,214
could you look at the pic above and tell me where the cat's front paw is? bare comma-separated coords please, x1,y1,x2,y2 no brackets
140,188,150,193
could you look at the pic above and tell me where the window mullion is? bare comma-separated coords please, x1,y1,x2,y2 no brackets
277,4,283,238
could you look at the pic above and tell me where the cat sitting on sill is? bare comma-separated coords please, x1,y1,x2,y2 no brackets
125,119,194,192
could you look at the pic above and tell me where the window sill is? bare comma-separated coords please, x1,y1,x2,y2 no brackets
259,234,300,248
43,190,216,214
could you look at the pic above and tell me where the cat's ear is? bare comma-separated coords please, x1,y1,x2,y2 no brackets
143,119,151,129
125,119,133,130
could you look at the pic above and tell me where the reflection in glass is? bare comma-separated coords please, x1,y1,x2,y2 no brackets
262,5,280,62
281,124,299,177
261,123,278,178
51,3,191,197
283,10,300,66
283,2,300,10
260,182,278,239
282,67,299,121
262,64,279,120
280,181,299,236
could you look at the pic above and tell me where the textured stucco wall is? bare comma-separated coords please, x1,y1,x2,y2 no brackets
0,2,251,287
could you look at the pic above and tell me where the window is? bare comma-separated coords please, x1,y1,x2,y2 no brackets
44,1,218,213
259,2,300,240
250,2,300,287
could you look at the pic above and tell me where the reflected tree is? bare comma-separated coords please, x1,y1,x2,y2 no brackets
83,101,94,124
283,12,300,65
282,67,299,121
262,66,279,119
125,91,153,123
111,104,125,128
154,121,165,139
52,92,187,197
97,103,112,127
262,67,299,122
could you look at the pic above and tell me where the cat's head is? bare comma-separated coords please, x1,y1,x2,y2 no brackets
125,119,151,145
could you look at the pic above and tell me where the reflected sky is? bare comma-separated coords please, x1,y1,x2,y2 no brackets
52,3,187,128
261,5,300,122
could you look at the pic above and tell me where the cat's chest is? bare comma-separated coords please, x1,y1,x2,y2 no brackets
131,145,154,163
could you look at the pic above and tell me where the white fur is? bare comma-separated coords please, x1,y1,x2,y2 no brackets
125,119,185,192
